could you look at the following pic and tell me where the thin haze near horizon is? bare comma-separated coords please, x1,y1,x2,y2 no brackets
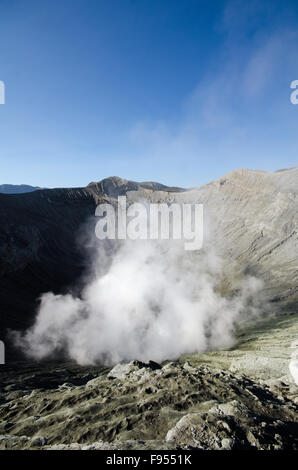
0,0,298,189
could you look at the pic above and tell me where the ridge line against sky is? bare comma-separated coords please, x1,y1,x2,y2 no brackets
0,0,298,188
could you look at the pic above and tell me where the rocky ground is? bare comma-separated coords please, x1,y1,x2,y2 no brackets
0,311,297,450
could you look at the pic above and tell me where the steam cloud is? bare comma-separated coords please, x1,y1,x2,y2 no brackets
13,229,265,365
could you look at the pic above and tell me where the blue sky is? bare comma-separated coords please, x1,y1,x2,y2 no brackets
0,0,297,188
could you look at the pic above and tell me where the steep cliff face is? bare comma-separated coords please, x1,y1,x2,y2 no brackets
0,170,297,343
0,177,181,339
178,168,298,305
0,187,97,335
125,167,298,305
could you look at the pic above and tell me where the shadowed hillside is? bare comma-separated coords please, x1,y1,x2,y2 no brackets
0,178,183,342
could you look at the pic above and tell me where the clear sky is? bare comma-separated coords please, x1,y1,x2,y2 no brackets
0,0,298,188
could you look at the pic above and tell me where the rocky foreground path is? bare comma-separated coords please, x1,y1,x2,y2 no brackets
0,312,297,450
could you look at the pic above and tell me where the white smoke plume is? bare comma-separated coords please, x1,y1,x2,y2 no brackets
13,227,265,365
289,340,298,386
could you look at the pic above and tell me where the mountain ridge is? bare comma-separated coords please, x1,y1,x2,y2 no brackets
0,184,40,194
0,168,297,355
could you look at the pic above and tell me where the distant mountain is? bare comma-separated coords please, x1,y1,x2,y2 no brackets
0,184,40,194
